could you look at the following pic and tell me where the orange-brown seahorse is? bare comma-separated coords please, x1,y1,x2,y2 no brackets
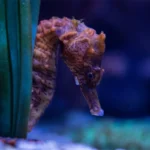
28,17,106,132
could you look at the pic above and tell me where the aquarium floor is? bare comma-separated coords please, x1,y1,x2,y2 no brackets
1,111,150,150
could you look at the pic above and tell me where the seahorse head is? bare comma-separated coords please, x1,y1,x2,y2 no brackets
58,21,106,116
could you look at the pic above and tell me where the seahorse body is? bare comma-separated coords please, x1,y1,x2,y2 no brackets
28,17,106,132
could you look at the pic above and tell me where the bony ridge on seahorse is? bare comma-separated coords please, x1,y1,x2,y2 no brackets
28,17,106,132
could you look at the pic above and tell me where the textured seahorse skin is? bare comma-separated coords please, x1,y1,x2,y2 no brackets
28,18,58,131
28,17,106,132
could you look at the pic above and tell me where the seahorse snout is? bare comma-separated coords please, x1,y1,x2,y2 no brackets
80,85,104,116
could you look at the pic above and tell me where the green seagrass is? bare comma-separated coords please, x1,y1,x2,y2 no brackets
0,0,40,138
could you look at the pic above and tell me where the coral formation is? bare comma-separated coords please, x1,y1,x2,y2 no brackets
29,17,106,131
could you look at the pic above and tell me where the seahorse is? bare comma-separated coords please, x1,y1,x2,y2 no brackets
28,17,106,132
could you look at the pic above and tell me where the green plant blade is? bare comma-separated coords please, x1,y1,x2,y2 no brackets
15,0,41,138
6,0,21,137
0,0,11,136
0,0,40,138
30,0,40,51
15,0,32,138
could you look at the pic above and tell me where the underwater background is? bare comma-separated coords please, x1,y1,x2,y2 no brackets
39,0,150,118
2,0,150,149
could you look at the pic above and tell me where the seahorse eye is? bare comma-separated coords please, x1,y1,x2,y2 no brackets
87,72,94,79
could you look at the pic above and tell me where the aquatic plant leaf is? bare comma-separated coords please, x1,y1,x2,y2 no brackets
30,0,41,51
0,0,40,138
15,0,40,138
6,0,21,137
13,0,32,138
0,0,11,136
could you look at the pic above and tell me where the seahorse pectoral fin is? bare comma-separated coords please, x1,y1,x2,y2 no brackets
80,86,104,116
74,76,80,85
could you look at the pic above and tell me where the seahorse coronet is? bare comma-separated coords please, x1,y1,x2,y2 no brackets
28,17,106,132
